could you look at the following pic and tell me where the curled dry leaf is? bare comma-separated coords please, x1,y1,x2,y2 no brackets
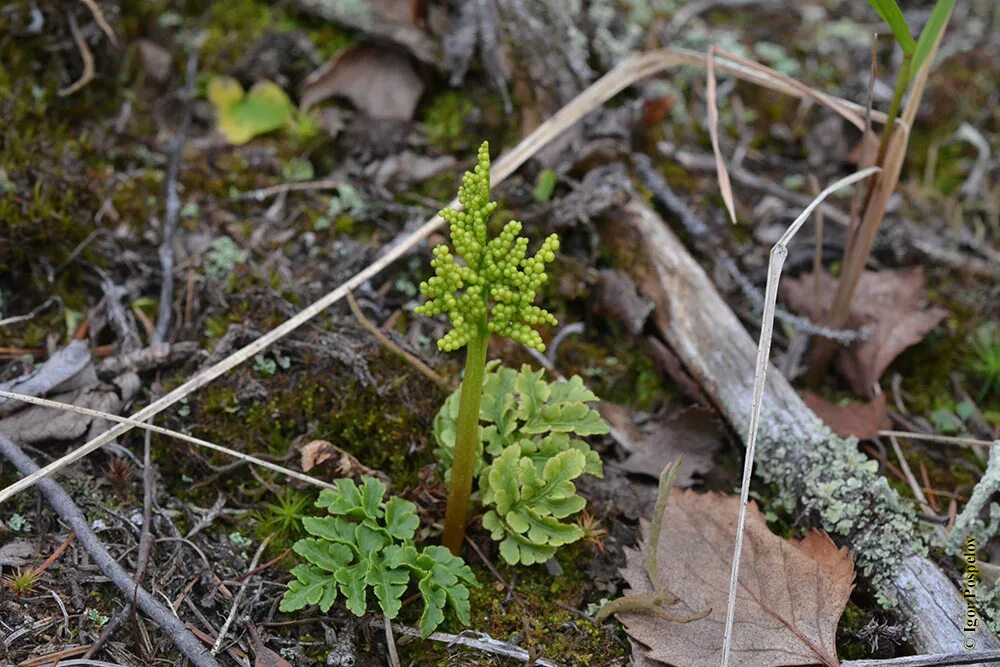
618,491,854,667
300,45,424,121
299,439,390,485
783,267,948,395
803,391,891,440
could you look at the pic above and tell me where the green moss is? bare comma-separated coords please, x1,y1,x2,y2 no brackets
161,348,443,502
397,550,626,665
421,91,474,151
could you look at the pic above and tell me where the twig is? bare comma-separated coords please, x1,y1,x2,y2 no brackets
236,178,344,201
0,297,59,328
79,0,118,46
346,292,452,390
32,532,76,575
655,142,853,227
0,47,887,505
720,167,880,667
131,430,156,638
633,153,864,343
0,389,335,491
153,50,199,345
841,650,1000,667
212,535,272,655
879,431,997,449
372,619,562,667
58,14,95,97
82,603,133,660
0,434,219,667
384,616,401,667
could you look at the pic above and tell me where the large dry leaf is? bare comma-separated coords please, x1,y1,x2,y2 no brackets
783,267,948,395
619,491,854,667
601,405,722,487
803,392,891,440
300,45,424,120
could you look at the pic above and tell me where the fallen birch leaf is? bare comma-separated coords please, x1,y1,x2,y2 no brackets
618,491,854,667
783,267,948,395
208,76,295,145
299,439,390,485
300,45,424,120
803,392,891,440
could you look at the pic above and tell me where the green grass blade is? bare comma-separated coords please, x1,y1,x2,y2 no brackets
911,0,956,76
867,0,916,53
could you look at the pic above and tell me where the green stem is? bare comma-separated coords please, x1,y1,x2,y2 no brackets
875,53,911,167
441,328,489,555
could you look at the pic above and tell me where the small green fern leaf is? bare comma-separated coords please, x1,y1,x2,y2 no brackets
281,476,476,636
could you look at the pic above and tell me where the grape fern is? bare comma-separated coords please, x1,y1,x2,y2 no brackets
434,364,607,564
416,141,561,553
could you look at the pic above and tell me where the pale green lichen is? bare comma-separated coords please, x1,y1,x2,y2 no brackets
945,444,1000,633
754,412,925,604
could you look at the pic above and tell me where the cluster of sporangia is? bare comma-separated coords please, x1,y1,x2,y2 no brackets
416,142,560,352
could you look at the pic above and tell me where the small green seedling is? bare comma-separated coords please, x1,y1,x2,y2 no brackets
207,76,295,145
434,363,607,564
864,0,955,160
969,323,1000,401
416,141,560,553
280,477,476,637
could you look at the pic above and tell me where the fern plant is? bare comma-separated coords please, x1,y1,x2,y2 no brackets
416,141,561,552
434,363,607,565
280,477,476,637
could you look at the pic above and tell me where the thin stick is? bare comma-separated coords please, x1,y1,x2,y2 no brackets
212,535,272,655
0,47,884,505
236,178,344,201
372,619,561,667
131,430,156,634
153,51,199,345
0,389,335,491
720,166,880,667
346,292,451,390
879,430,998,449
0,434,219,667
58,14,95,97
841,650,1000,667
79,0,118,46
384,616,401,667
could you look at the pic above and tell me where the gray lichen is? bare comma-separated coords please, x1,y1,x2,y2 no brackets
946,444,1000,633
755,412,925,605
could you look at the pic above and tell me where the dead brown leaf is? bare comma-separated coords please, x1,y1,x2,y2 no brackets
300,45,424,120
601,405,722,487
299,439,390,485
619,491,854,667
803,392,891,440
248,622,292,667
783,267,948,395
